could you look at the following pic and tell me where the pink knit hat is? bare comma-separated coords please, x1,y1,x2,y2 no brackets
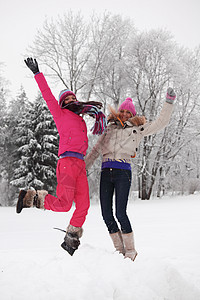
118,97,136,116
59,89,76,107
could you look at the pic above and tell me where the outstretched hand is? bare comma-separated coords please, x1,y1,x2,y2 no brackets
24,57,39,74
166,87,176,104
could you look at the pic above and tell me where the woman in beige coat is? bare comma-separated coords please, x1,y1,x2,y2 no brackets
85,88,176,261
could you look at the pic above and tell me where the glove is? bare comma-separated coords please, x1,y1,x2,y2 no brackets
24,57,39,74
166,87,176,104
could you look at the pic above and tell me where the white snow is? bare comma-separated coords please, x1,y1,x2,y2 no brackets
1,194,200,300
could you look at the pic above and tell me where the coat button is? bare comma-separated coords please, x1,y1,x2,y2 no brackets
133,130,137,133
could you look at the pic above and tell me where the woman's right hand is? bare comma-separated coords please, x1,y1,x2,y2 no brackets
166,87,176,104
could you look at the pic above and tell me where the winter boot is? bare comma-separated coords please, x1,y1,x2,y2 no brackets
121,232,138,261
109,231,125,255
16,189,48,213
61,224,83,256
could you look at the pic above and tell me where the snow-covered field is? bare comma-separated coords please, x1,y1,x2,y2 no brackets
1,193,200,300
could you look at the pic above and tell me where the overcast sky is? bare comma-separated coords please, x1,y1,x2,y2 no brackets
1,0,200,100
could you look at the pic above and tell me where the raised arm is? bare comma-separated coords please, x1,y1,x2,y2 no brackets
142,88,176,136
24,57,61,119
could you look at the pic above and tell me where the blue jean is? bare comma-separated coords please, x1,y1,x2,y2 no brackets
100,168,132,234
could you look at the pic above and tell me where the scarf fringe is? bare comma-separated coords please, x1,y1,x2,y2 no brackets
91,111,107,135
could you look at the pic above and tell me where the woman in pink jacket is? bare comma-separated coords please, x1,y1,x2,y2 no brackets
16,58,107,256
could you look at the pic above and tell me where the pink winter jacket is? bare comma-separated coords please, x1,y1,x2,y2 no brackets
34,73,88,156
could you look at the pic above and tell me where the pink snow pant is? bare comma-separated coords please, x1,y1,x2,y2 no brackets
44,157,90,227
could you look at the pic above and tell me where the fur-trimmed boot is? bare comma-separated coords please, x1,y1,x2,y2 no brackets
16,189,48,213
121,232,138,261
110,231,125,255
61,224,83,256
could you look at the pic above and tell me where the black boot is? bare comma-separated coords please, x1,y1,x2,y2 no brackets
61,224,83,256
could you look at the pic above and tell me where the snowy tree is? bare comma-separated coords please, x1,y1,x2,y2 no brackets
162,46,200,195
83,12,135,107
11,93,58,195
28,11,135,107
0,87,31,205
124,29,177,199
31,94,58,193
28,11,91,98
129,37,200,198
8,88,35,197
0,71,8,166
0,64,11,206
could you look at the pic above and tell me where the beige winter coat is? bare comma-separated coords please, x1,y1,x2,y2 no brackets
85,101,174,170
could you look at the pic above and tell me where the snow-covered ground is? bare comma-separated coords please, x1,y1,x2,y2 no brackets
1,193,200,300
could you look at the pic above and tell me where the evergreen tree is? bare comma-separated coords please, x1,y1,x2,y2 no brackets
0,80,9,205
10,88,36,193
32,94,58,194
11,92,58,195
